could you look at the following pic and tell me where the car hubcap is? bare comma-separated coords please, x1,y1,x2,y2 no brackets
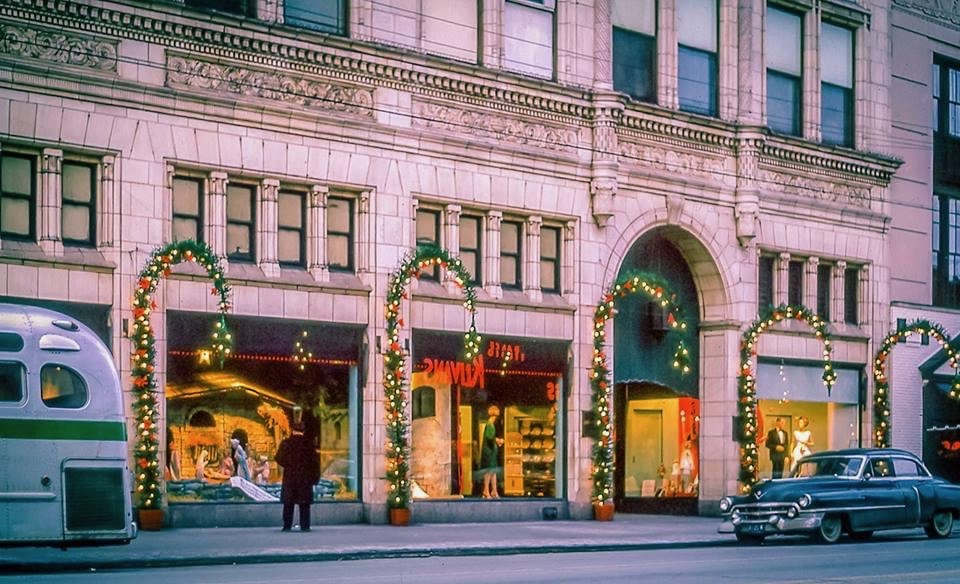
935,512,953,535
821,517,841,542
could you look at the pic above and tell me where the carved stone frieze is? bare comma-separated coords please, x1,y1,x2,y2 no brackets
411,100,577,153
756,168,872,207
893,0,960,28
618,140,735,187
0,22,117,71
166,55,374,118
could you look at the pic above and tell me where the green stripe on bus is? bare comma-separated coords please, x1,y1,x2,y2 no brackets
0,418,127,441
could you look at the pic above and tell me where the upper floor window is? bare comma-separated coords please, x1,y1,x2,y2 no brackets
459,214,482,284
172,177,203,243
278,190,305,267
0,153,35,240
500,220,522,289
327,196,354,272
758,255,775,312
816,263,831,320
821,22,854,147
932,193,960,308
284,0,347,36
226,184,255,262
677,0,718,117
766,6,802,136
540,225,561,294
503,0,555,79
612,0,656,103
422,0,478,62
185,0,250,17
843,266,858,324
415,208,441,280
934,59,960,186
61,161,96,247
787,259,803,306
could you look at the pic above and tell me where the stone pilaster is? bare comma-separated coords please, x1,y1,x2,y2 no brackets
484,210,502,299
206,171,228,261
594,0,612,89
563,221,576,296
39,148,63,256
258,178,280,278
737,0,764,124
734,135,762,247
718,0,739,120
802,10,821,141
776,252,791,306
857,264,869,326
443,204,462,293
307,185,329,282
832,260,847,324
98,155,116,248
524,215,543,302
657,0,679,109
481,0,502,68
357,190,371,275
804,256,819,311
590,91,623,228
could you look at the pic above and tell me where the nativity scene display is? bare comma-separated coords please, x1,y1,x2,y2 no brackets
164,313,359,504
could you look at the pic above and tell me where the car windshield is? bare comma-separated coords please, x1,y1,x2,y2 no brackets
793,456,862,478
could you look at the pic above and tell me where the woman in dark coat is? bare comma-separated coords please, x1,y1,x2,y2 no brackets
275,422,320,531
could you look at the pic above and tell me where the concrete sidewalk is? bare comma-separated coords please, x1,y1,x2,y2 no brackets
0,514,732,573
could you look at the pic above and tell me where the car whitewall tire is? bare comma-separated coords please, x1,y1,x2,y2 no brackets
815,515,842,544
925,510,954,539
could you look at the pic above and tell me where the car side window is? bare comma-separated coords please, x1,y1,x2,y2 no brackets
892,458,921,477
870,458,894,478
41,364,88,409
0,361,25,402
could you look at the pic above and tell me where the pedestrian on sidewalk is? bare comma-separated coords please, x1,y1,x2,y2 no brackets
275,421,320,532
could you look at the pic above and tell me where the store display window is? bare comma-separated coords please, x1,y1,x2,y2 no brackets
754,361,862,480
164,312,362,504
409,330,567,499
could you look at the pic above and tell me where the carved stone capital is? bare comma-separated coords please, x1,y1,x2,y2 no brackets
260,178,280,201
310,185,329,208
208,171,229,195
590,177,617,228
41,148,63,174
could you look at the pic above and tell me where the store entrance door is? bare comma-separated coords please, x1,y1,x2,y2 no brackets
624,410,662,498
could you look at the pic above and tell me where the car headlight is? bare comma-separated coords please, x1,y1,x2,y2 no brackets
719,497,733,513
798,494,812,509
787,507,798,518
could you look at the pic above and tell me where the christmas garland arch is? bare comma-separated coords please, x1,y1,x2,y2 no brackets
873,320,960,449
384,244,480,510
589,271,691,505
737,305,835,492
131,240,232,510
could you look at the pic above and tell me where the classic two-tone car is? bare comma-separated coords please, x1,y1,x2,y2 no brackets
718,448,960,544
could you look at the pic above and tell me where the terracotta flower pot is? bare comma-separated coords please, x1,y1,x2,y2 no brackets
138,508,165,531
389,507,411,526
593,501,615,521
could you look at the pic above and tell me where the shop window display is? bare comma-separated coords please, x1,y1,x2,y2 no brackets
164,313,361,504
409,331,566,499
755,362,861,480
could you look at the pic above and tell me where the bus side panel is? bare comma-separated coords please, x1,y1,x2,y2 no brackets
0,437,64,543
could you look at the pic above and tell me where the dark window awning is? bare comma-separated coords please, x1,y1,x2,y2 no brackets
411,329,569,375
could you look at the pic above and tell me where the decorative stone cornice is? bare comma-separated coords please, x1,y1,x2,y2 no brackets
893,0,960,29
411,99,578,153
167,54,374,118
760,142,899,187
618,139,735,187
0,20,117,71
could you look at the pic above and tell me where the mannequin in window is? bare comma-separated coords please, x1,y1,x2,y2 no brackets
790,416,814,473
479,405,504,498
679,439,695,493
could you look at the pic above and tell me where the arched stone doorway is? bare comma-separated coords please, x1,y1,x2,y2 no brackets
612,226,727,514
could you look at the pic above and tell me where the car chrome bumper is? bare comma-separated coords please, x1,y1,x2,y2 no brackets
719,512,823,535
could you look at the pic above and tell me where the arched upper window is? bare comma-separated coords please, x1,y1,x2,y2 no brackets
41,364,88,409
188,410,216,427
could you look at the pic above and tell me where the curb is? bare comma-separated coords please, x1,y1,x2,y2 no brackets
0,539,735,574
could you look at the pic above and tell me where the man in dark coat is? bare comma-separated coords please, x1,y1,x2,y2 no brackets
766,417,789,479
275,422,320,531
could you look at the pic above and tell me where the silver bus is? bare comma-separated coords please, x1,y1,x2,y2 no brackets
0,303,137,547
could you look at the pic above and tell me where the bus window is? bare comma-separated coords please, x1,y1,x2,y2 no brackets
0,362,24,402
41,364,88,409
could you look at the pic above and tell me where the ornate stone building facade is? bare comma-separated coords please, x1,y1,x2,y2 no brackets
0,0,899,525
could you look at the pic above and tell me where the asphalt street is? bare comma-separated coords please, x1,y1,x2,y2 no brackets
4,537,959,583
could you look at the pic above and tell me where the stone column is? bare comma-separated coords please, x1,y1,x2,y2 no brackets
776,252,791,306
307,185,329,282
258,178,280,278
832,260,847,324
444,204,462,293
98,155,116,248
737,0,764,124
357,190,372,275
524,215,543,302
717,0,739,120
657,0,679,109
802,10,820,141
39,148,63,256
804,256,819,311
594,0,613,89
206,171,228,261
857,264,869,327
484,210,503,299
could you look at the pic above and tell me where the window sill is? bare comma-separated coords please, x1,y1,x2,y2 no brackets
0,241,115,272
169,261,370,295
411,280,574,313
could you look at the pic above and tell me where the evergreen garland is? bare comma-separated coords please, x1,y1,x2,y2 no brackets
873,319,959,448
131,240,231,510
737,304,834,493
384,244,479,510
589,271,690,505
